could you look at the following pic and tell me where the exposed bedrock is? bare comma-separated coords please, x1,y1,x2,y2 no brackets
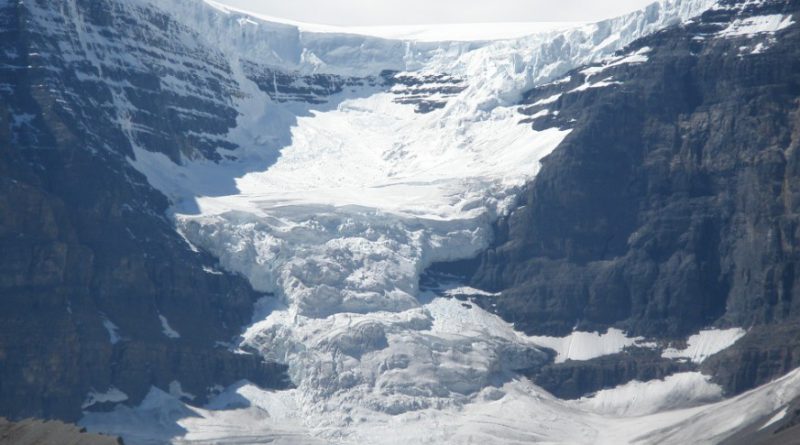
0,0,291,421
465,0,800,395
527,348,696,400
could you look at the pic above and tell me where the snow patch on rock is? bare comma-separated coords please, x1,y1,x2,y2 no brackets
82,387,129,410
718,14,795,37
579,46,651,79
759,406,789,431
159,314,181,339
529,329,651,363
661,328,746,364
101,317,121,345
168,381,195,401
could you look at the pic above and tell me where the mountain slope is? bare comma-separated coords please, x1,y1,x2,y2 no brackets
2,0,800,444
467,0,800,398
0,0,292,421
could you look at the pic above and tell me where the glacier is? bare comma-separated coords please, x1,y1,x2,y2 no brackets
64,0,800,443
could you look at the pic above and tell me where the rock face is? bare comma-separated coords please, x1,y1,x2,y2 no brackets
528,348,695,399
468,0,800,395
702,322,800,394
243,65,466,112
0,418,122,445
0,0,290,421
382,71,468,113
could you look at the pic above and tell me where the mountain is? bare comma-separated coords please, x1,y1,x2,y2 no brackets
0,0,798,443
467,0,800,399
0,0,296,421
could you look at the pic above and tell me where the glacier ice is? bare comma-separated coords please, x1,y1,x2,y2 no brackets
64,0,797,443
82,368,800,444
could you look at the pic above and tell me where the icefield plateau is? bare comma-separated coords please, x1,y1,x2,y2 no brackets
70,0,800,443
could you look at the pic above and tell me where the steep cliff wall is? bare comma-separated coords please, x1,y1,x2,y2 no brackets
470,0,800,394
0,0,290,421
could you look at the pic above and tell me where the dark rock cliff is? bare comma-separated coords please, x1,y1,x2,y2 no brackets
528,348,695,399
468,0,800,395
0,0,290,422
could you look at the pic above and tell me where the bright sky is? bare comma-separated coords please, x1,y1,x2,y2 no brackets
212,0,658,26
